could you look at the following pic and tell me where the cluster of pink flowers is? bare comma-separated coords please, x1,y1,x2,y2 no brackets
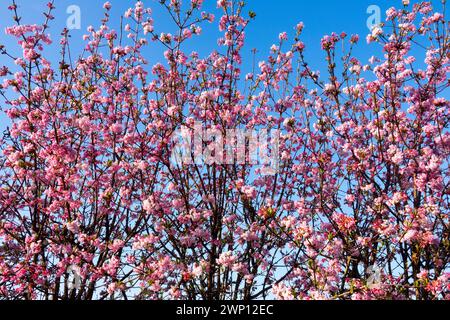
0,0,448,301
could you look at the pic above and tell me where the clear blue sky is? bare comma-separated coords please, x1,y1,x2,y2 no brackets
0,0,446,131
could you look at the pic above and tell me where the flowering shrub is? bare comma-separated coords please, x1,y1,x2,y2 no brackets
0,0,448,300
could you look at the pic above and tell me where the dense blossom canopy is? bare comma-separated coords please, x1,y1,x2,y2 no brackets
0,0,448,300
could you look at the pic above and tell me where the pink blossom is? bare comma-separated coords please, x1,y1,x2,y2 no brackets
241,185,256,199
217,251,237,267
0,0,447,301
402,229,418,243
279,32,288,41
110,122,123,134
